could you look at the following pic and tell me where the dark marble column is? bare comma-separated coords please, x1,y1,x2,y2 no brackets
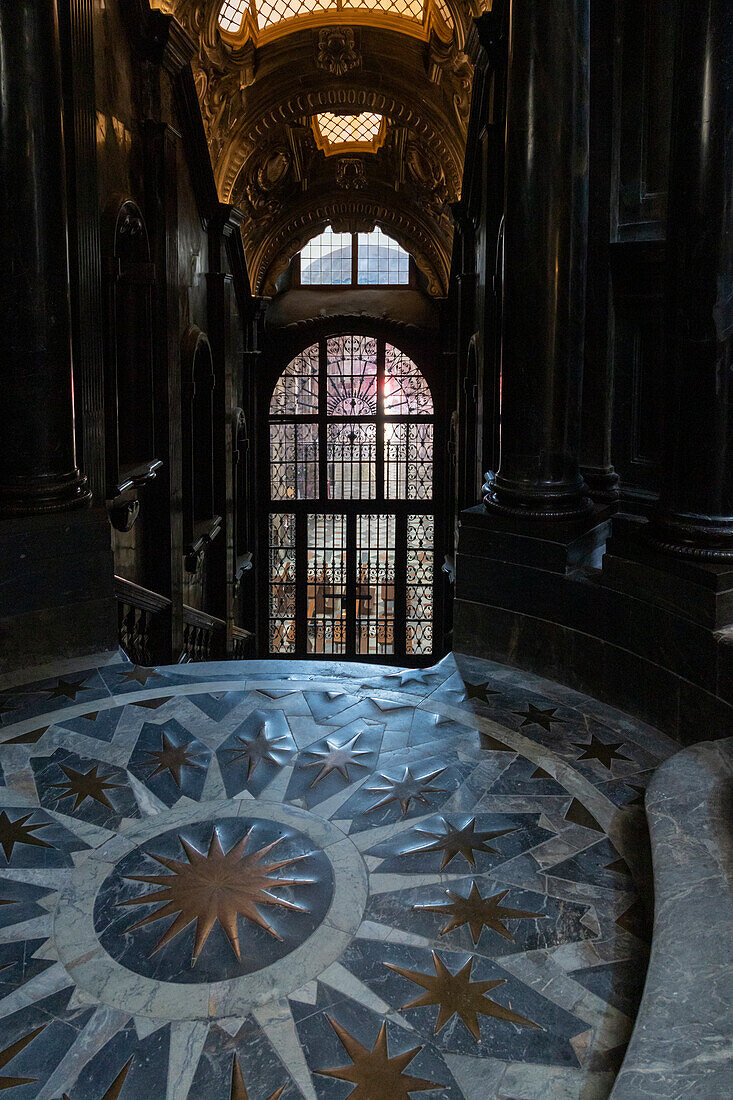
0,0,91,514
485,0,592,519
579,0,619,505
647,0,733,559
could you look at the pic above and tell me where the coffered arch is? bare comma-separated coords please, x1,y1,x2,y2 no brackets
153,0,478,296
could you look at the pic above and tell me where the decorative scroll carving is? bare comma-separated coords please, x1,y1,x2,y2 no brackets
316,27,360,75
335,158,367,191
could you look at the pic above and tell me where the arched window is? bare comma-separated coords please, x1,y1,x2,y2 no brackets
217,0,454,45
266,335,437,659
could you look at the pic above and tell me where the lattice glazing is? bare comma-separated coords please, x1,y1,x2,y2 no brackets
301,228,352,285
316,112,383,146
218,0,248,33
357,228,410,285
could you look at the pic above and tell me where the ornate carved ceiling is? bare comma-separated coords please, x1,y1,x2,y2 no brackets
154,0,489,295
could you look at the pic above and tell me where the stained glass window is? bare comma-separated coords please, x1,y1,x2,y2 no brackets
267,336,435,657
307,513,347,654
384,342,434,412
269,513,296,653
326,335,377,415
406,514,434,654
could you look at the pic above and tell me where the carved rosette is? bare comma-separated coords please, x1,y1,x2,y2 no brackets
315,26,361,75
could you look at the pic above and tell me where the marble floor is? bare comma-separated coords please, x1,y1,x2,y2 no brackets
0,652,679,1099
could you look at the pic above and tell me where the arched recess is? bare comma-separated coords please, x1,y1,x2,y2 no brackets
181,326,218,547
105,200,156,490
261,330,442,660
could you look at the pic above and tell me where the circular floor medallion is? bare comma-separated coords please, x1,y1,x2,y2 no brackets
93,816,334,983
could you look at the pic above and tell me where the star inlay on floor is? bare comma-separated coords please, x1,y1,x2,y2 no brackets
0,651,676,1098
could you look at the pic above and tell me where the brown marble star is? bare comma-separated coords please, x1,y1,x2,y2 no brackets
49,763,124,811
119,665,163,686
47,677,88,701
302,732,371,788
230,1055,285,1100
410,818,516,868
366,765,447,816
227,727,291,779
119,826,311,964
513,704,565,733
416,883,545,944
0,1023,45,1090
387,951,540,1040
141,732,205,788
573,735,631,770
317,1017,440,1099
0,811,54,862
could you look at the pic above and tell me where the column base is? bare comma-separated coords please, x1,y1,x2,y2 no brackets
602,514,733,630
643,511,733,563
483,472,594,521
0,469,92,516
580,464,620,506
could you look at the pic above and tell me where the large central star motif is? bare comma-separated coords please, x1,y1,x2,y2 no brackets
317,1017,440,1099
141,732,205,788
365,765,447,816
387,951,540,1039
409,817,516,868
415,883,545,944
118,827,312,964
226,726,291,779
303,732,371,788
48,763,124,811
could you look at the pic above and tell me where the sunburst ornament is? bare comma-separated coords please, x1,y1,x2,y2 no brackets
118,826,312,964
387,951,540,1039
416,883,545,944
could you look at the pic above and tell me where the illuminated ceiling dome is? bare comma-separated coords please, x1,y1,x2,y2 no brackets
217,0,454,44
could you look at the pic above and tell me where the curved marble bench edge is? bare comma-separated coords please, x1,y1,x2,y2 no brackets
609,736,733,1100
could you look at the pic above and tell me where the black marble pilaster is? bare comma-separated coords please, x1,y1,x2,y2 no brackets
647,0,733,559
485,0,592,519
0,0,92,514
